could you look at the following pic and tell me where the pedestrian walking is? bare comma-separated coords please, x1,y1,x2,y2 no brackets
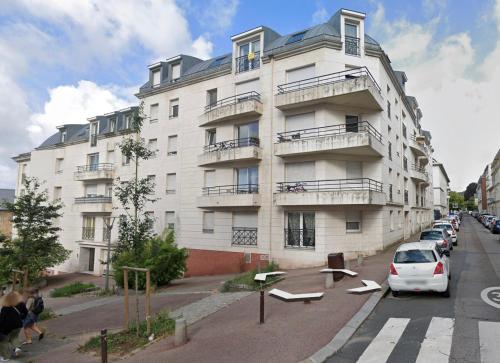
22,289,45,344
0,291,26,361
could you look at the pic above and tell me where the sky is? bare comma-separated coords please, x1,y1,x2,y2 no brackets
0,0,499,191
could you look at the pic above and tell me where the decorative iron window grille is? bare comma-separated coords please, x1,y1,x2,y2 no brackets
82,227,95,240
232,227,257,246
345,36,360,56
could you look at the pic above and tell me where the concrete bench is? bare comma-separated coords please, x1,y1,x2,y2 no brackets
347,280,381,294
320,268,358,277
269,288,324,303
254,271,286,282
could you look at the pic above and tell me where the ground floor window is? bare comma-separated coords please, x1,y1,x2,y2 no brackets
346,210,361,232
232,212,258,246
285,212,315,248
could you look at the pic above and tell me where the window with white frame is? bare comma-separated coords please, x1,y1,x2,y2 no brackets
53,186,62,201
346,210,362,232
124,114,132,129
107,150,115,164
204,170,215,187
109,117,116,133
171,63,181,80
207,89,217,106
55,158,64,174
152,69,161,86
285,212,315,248
166,173,176,194
150,104,159,123
165,211,175,230
203,211,214,233
169,99,179,118
167,135,178,155
105,184,113,198
85,184,97,197
206,129,216,145
148,138,158,157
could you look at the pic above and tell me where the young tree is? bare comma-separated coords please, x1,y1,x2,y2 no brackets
114,102,157,256
0,177,70,281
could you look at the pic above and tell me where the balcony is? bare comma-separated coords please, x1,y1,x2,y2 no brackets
235,52,260,74
409,135,427,156
410,165,429,184
200,92,263,126
275,67,384,111
74,163,114,181
284,229,315,249
232,227,258,246
198,137,262,166
274,178,385,206
345,36,360,56
197,184,261,208
274,121,383,157
74,196,112,213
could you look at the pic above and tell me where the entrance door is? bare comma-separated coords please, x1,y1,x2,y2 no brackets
88,248,95,272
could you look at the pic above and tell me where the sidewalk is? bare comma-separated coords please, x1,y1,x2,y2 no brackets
119,236,420,363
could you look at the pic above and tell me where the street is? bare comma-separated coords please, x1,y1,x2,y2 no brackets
328,215,500,363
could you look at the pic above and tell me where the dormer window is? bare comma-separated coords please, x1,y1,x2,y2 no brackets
60,130,67,143
345,22,360,56
90,121,98,147
171,63,181,81
152,69,161,87
109,118,116,133
124,114,132,129
286,31,306,45
236,39,260,73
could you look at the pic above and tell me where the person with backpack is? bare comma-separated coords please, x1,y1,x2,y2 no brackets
0,291,27,361
22,289,44,344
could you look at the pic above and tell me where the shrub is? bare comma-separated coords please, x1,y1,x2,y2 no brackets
221,261,280,292
113,230,187,290
50,282,97,297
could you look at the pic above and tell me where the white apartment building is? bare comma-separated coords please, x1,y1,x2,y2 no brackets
488,149,500,216
432,159,450,219
14,9,436,276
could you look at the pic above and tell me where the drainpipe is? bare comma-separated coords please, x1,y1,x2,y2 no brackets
268,55,275,264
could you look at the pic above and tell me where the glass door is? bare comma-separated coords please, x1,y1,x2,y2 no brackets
87,153,99,171
237,122,259,147
236,167,258,193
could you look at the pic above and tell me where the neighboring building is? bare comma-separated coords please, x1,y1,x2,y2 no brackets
477,175,487,213
13,8,437,276
488,149,500,216
0,189,15,238
432,159,450,219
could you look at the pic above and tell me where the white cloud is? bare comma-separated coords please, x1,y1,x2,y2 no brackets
312,2,329,25
184,0,239,34
369,2,500,191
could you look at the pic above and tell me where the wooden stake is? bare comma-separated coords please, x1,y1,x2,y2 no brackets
146,270,151,336
135,271,139,337
123,268,129,331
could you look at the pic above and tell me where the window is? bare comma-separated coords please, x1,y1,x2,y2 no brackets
169,99,179,118
285,212,315,248
165,212,175,230
236,39,260,73
53,187,62,201
109,118,116,133
147,175,155,184
346,161,362,179
210,57,226,69
204,170,215,188
167,135,178,155
152,69,161,86
389,184,393,202
60,130,67,143
286,65,315,83
90,122,98,146
206,129,216,145
87,153,99,170
236,166,258,193
286,31,306,44
85,184,97,197
346,210,361,232
207,89,217,106
145,211,154,231
402,124,407,139
122,151,130,165
55,158,64,173
346,115,359,133
232,212,258,246
105,184,113,198
388,142,392,160
150,104,159,123
148,139,157,157
124,114,132,129
107,150,115,164
82,216,95,240
390,210,394,231
387,101,391,119
237,122,259,145
286,161,315,183
398,211,402,229
285,112,315,132
171,63,181,80
203,211,214,233
166,173,176,194
345,22,360,56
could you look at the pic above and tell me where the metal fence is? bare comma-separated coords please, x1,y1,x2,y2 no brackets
74,196,112,204
76,163,114,173
276,178,383,193
202,184,259,196
235,52,261,73
284,229,315,248
345,36,360,55
276,121,382,143
232,227,258,246
205,91,261,111
203,137,260,152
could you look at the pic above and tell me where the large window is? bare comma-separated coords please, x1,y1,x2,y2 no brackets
166,173,176,194
90,122,98,146
285,112,315,132
169,99,179,118
148,139,158,157
82,216,95,240
236,166,258,193
87,153,99,170
237,121,259,146
207,89,217,106
203,211,214,233
55,158,64,174
345,115,359,133
285,212,315,248
236,39,260,73
85,184,97,197
286,65,315,83
206,129,216,145
345,22,359,56
150,104,159,123
171,63,181,80
152,69,161,86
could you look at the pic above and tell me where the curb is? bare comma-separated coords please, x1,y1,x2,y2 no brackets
301,281,389,363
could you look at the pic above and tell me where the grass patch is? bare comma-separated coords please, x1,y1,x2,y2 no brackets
50,282,98,297
221,262,280,292
38,308,56,321
78,311,174,356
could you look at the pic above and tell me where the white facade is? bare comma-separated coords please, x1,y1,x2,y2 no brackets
14,9,437,275
433,160,450,218
488,150,500,216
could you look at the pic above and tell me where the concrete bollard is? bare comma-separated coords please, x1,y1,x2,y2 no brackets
325,272,334,289
357,255,364,267
174,317,187,346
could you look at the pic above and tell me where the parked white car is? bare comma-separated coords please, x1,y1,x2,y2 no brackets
388,241,450,297
433,221,458,246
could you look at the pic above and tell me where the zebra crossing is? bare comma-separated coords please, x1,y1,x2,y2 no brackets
355,317,500,363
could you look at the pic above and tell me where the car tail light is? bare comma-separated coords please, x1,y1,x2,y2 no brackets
441,239,448,247
390,263,398,275
433,262,444,275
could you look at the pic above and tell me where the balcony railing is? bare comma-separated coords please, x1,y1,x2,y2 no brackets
284,228,315,249
205,91,261,111
276,121,382,143
204,137,260,152
232,227,258,246
411,164,428,176
345,36,360,56
76,163,113,173
276,66,381,94
74,196,112,204
82,227,95,240
235,52,261,73
276,178,383,193
202,184,259,196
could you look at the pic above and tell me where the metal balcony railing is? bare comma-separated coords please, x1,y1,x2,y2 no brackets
76,163,113,173
203,137,260,152
284,228,315,248
411,164,428,176
74,196,112,204
205,91,261,111
345,36,360,56
232,227,258,246
276,66,381,94
235,51,261,73
276,178,383,193
276,121,382,143
82,227,95,240
202,184,259,196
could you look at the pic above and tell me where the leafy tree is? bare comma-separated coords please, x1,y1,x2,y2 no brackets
114,102,157,257
449,191,465,210
0,177,70,282
463,182,477,201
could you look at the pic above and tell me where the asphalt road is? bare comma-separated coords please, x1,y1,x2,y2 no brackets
328,215,500,363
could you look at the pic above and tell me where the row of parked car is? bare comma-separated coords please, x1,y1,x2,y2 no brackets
477,213,500,234
388,213,462,298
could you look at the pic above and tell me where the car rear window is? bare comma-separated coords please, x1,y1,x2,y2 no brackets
433,224,451,230
394,249,437,263
420,231,443,240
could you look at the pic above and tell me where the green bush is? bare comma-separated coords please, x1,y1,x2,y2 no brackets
38,308,56,321
113,230,187,290
50,282,97,297
221,261,280,292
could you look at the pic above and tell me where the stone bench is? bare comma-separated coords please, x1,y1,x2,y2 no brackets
269,288,324,303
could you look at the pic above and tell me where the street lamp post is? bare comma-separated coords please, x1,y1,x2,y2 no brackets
104,216,117,292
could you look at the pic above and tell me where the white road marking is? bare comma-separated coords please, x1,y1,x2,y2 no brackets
479,321,500,363
357,318,410,363
480,286,500,309
415,317,454,363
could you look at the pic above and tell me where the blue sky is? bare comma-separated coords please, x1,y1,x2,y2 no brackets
0,0,499,191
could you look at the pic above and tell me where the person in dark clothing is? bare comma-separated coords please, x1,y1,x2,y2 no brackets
0,291,25,361
22,289,45,344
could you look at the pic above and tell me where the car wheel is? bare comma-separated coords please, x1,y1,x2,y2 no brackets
442,283,450,298
392,290,399,297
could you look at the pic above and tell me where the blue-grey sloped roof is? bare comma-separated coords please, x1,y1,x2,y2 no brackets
183,53,232,77
264,23,340,51
0,189,15,210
